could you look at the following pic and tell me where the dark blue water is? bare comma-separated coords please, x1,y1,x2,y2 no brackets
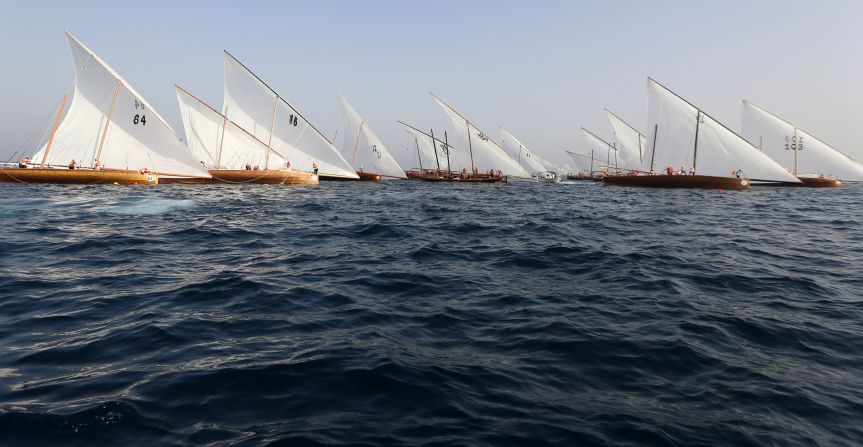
1,181,861,446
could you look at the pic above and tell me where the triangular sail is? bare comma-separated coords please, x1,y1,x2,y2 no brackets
741,101,863,181
398,121,451,171
645,79,799,183
499,128,548,174
605,109,646,169
566,150,609,173
32,32,209,177
222,52,358,178
338,96,406,178
176,86,289,170
431,94,532,178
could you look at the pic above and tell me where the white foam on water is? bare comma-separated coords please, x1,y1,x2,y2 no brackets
107,198,198,216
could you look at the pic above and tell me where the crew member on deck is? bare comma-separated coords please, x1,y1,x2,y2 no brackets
312,163,319,175
68,159,78,170
19,155,30,168
666,166,674,175
689,166,695,176
94,159,103,171
245,162,252,170
285,161,292,172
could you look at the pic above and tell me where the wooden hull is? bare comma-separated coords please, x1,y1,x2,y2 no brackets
356,172,382,182
798,177,842,188
0,167,158,184
421,175,507,183
603,174,750,190
159,170,318,185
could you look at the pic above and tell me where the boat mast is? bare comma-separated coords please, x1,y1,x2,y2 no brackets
216,106,229,169
95,79,122,165
793,126,799,176
351,121,365,167
444,131,451,175
693,110,701,173
613,142,619,173
590,149,594,175
649,124,658,171
466,121,475,173
265,95,279,170
415,138,423,171
430,129,441,171
40,94,68,168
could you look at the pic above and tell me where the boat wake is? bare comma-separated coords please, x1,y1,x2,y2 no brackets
106,197,198,215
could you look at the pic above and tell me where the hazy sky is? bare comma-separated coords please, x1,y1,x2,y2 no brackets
2,0,862,168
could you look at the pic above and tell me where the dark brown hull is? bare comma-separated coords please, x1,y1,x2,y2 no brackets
0,167,158,185
421,175,507,183
603,174,750,190
159,169,318,185
356,172,382,182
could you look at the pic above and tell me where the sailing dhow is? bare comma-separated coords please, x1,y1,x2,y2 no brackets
1,32,210,185
604,78,801,190
431,93,532,182
582,128,619,175
222,52,358,180
174,86,317,184
398,121,453,179
499,128,559,182
741,101,863,187
338,96,407,181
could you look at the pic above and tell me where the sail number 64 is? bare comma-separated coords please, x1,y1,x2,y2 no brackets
133,114,147,126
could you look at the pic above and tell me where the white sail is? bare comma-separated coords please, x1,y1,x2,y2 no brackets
398,122,451,171
337,96,406,178
645,79,799,183
605,109,646,169
32,32,209,177
582,128,618,171
499,128,548,174
431,94,532,178
533,154,559,172
741,101,863,181
176,86,290,171
222,52,358,178
566,150,609,173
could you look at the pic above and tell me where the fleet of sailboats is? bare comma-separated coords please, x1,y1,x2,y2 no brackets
4,33,861,191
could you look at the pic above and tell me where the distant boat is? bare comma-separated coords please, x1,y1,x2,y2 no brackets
741,101,863,187
1,32,210,185
582,128,620,175
604,78,800,190
499,128,560,182
430,93,532,182
172,86,317,185
337,96,407,181
222,52,358,181
605,109,646,170
565,150,608,181
398,121,453,179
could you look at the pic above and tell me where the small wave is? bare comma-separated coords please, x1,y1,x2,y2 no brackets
106,197,197,215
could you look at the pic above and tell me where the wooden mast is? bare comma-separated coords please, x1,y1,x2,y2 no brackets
444,131,451,175
649,124,658,172
430,129,441,171
415,138,423,171
466,121,475,175
216,106,228,169
351,121,364,167
95,79,122,165
265,95,279,170
692,110,701,173
40,94,68,168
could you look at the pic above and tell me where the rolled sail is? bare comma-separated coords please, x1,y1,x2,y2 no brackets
223,52,358,178
645,79,799,183
338,96,406,178
741,101,863,181
32,32,210,178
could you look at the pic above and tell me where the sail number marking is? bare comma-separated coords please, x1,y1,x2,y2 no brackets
133,99,147,126
784,135,803,151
